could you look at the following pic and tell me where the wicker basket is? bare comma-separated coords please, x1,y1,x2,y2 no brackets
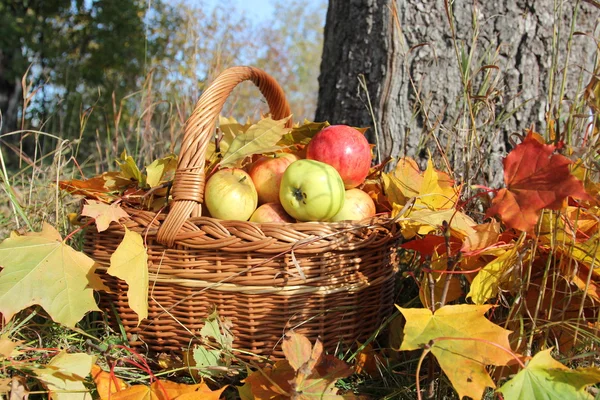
84,66,401,360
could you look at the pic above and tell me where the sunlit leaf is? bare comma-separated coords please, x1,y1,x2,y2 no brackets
400,209,477,240
486,133,592,232
145,154,177,188
34,352,94,400
107,227,148,324
397,304,514,400
91,365,128,400
467,240,525,305
0,223,100,327
81,200,129,232
497,349,600,400
220,116,292,167
117,150,145,184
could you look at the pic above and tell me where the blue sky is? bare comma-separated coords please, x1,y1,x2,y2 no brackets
197,0,278,20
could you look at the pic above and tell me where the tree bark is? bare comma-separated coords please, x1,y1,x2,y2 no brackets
0,49,21,135
316,0,599,187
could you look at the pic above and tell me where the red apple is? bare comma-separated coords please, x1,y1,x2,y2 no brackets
249,202,295,223
248,153,300,204
306,125,372,189
204,168,257,221
329,188,376,222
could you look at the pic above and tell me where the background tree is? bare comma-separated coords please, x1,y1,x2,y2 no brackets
315,0,599,187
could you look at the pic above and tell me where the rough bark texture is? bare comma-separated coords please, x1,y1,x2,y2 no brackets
316,0,599,187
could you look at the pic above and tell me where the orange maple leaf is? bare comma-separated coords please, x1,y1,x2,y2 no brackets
486,133,592,232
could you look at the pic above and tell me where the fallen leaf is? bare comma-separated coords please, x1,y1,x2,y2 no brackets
151,380,226,400
486,133,592,232
8,376,28,400
401,209,477,240
467,240,525,305
497,349,600,400
34,351,94,400
0,336,21,359
397,304,514,400
81,200,129,232
462,220,502,253
0,223,100,327
91,365,128,400
107,227,148,324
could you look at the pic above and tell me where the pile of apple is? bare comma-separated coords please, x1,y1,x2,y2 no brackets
203,125,377,223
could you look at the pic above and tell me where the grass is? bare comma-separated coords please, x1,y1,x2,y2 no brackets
1,0,600,399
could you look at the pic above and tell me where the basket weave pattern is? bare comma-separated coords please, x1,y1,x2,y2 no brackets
85,66,401,359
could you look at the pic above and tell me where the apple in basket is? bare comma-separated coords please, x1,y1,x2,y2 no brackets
306,125,372,189
250,202,295,223
329,188,376,222
248,152,300,204
204,168,258,221
279,159,345,221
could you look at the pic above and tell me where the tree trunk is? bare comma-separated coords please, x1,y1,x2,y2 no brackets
315,0,599,187
0,49,21,135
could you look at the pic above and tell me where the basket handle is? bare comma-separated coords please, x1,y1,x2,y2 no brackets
157,66,292,246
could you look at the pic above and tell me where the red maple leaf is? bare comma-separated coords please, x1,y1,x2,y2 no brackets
486,133,592,232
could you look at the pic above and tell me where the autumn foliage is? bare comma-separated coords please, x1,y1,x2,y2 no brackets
1,119,600,399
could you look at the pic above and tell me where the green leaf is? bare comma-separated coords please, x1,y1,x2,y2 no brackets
107,227,148,324
117,150,144,184
34,351,94,400
497,349,600,400
192,310,234,378
0,223,100,327
279,120,329,145
145,154,177,188
220,116,292,167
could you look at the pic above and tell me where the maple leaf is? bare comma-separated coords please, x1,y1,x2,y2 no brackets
486,133,592,232
0,335,21,359
34,351,94,400
117,150,145,184
81,200,129,232
462,220,502,253
145,154,177,188
397,304,515,400
91,365,128,400
191,309,234,378
0,223,100,327
280,120,329,145
383,157,458,215
108,227,148,324
467,239,526,305
242,332,352,400
400,209,477,240
497,349,600,399
220,116,292,167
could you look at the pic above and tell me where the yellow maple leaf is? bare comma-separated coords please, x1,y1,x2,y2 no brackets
108,227,148,324
400,208,477,240
34,351,94,400
81,200,129,232
419,158,458,210
467,241,525,305
384,157,458,215
0,223,100,327
397,304,515,400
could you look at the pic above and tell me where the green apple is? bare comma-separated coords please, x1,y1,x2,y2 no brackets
329,188,376,222
279,159,345,221
204,168,257,221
